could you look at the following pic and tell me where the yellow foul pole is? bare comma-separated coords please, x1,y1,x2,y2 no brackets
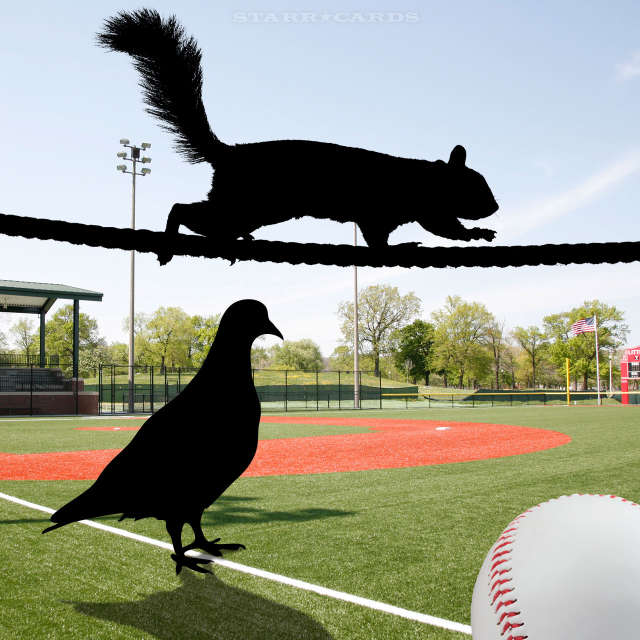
566,358,571,406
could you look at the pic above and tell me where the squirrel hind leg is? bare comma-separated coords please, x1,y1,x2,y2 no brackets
164,201,214,237
157,201,213,265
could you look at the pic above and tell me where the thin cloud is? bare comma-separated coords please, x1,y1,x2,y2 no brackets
496,150,640,239
616,51,640,80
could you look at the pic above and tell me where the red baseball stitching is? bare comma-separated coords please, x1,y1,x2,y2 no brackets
486,495,640,640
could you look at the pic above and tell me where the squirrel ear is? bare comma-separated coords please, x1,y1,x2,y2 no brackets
448,145,466,167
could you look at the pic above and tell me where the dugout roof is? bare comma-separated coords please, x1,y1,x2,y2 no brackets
0,279,103,374
0,279,103,315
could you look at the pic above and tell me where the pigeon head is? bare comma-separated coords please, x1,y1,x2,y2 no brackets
219,299,283,343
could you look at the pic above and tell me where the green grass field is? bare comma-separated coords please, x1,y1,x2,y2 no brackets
1,406,639,639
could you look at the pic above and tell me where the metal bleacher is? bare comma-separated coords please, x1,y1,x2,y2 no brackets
0,367,71,392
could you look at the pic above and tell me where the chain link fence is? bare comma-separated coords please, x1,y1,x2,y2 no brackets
0,353,61,367
95,364,198,414
0,360,419,416
95,365,419,415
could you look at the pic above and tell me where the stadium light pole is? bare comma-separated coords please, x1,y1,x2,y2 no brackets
353,223,360,409
117,139,151,414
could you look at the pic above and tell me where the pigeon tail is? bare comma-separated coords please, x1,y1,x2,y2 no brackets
42,485,117,533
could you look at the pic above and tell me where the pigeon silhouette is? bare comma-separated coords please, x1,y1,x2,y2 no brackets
43,299,283,574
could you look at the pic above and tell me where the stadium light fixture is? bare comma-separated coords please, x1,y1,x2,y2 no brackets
117,138,152,414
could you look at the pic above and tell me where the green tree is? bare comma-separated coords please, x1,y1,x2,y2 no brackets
431,296,494,388
106,342,128,363
79,343,111,377
511,326,548,389
10,318,38,357
543,300,628,390
486,320,509,389
329,346,352,370
502,344,518,389
127,312,156,365
328,345,376,372
270,339,323,370
391,320,435,385
338,285,421,377
190,314,220,367
147,307,194,369
470,350,493,388
130,307,194,369
251,346,271,369
45,304,104,364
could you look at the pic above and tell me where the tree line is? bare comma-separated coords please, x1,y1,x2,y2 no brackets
0,305,323,375
0,286,630,389
333,286,627,390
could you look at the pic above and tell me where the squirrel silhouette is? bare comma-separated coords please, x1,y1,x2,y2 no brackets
98,9,499,265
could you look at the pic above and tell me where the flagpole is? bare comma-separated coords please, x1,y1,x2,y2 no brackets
594,314,601,406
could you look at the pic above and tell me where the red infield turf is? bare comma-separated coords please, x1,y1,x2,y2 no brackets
0,417,570,481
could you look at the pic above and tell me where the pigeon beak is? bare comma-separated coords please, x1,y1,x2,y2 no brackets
264,319,283,340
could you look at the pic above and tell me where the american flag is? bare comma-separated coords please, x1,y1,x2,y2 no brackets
570,316,596,336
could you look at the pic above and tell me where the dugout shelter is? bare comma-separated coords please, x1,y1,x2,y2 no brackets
0,279,103,414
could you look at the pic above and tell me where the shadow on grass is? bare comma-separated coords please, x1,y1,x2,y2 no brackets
0,517,55,525
0,495,354,529
0,514,143,526
68,569,334,639
202,495,356,525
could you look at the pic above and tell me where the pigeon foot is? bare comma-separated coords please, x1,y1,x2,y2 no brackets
203,540,246,555
171,553,213,575
184,536,246,556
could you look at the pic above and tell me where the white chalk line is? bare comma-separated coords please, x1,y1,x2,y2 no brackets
0,490,471,635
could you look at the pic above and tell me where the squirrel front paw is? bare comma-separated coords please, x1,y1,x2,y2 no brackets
471,228,496,242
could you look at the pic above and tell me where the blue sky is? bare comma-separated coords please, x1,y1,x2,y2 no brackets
2,1,640,358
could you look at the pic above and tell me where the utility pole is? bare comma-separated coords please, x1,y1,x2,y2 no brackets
594,314,601,406
353,223,360,409
117,139,151,414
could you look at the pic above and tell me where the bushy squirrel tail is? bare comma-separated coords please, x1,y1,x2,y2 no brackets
97,9,225,165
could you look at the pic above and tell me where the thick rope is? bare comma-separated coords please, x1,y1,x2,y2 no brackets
0,212,637,268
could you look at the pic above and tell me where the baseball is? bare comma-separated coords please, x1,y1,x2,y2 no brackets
471,494,640,639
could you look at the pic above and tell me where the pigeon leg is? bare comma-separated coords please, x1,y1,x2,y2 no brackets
182,519,246,556
167,519,213,575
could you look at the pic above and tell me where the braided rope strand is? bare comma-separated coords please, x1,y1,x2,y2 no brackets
1,212,638,269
